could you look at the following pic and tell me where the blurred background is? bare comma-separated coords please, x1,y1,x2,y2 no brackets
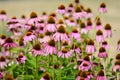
0,0,120,58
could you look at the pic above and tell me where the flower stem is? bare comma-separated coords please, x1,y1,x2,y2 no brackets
36,56,38,80
117,72,119,80
103,58,106,77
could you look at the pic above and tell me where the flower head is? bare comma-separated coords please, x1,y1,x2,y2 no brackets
58,48,72,58
70,28,81,41
86,18,93,30
0,34,6,45
0,72,3,79
56,4,66,14
0,56,7,69
117,40,120,51
96,30,104,43
45,16,56,32
23,31,36,44
96,19,102,30
86,8,93,18
27,11,38,25
0,10,8,21
80,22,88,34
97,70,107,80
17,53,26,64
102,41,109,50
44,39,57,55
31,43,44,56
5,74,14,80
73,6,83,20
86,39,96,53
98,2,107,13
53,25,69,42
40,72,50,80
104,24,112,38
116,53,120,60
113,60,120,72
2,37,18,49
98,47,108,58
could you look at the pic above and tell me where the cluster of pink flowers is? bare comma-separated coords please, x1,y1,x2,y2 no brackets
0,0,119,80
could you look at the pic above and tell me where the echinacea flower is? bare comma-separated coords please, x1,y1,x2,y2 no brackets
56,4,66,15
80,22,88,34
71,44,82,56
44,39,57,55
58,48,72,58
98,2,107,13
20,14,27,25
67,18,76,27
113,60,120,72
79,61,91,71
96,19,102,30
40,72,50,80
5,74,14,80
86,18,93,30
36,25,45,34
116,53,120,60
49,12,58,21
74,0,80,5
0,56,7,69
102,41,109,50
104,24,112,38
86,39,96,53
31,43,44,56
27,11,39,25
76,71,89,80
12,29,22,39
67,3,74,12
97,70,107,80
18,36,25,47
117,40,120,51
96,30,104,43
73,6,83,20
0,34,6,45
16,53,26,64
98,47,108,58
78,56,91,71
0,72,2,79
57,19,65,28
53,25,69,42
43,31,52,43
23,31,36,44
40,12,48,20
36,19,45,29
2,37,18,49
86,8,93,18
7,17,21,30
38,34,46,43
0,10,8,21
45,16,57,32
86,71,93,79
70,28,81,41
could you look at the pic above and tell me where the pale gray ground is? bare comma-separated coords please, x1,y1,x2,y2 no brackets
0,0,120,59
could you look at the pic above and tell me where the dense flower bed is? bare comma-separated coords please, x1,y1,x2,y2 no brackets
0,0,120,80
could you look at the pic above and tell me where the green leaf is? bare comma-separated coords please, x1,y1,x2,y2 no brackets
107,58,113,70
17,75,34,80
26,53,36,68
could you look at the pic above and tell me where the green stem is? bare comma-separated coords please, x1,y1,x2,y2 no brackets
117,72,119,80
22,63,24,80
36,56,38,80
1,20,4,34
103,58,106,77
52,55,55,80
